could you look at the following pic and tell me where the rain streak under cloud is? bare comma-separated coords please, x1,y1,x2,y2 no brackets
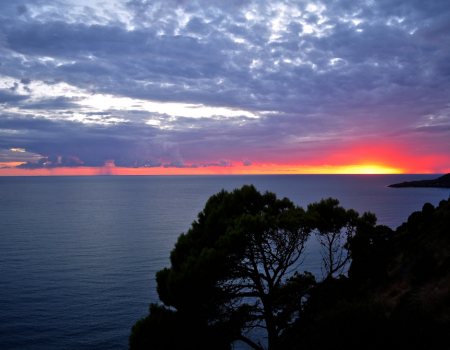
1,0,450,174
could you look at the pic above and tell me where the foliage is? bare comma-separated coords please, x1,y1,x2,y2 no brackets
130,187,450,350
308,198,377,280
153,185,317,350
129,186,377,350
347,222,394,282
286,196,450,350
129,304,178,350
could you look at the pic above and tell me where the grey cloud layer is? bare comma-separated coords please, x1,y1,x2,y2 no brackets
1,0,450,168
0,114,242,168
0,114,182,168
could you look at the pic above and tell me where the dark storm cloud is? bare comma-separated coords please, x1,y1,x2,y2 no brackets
1,0,450,167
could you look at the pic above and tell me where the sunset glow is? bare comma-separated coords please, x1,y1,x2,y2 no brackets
0,161,421,176
1,0,449,175
1,141,449,175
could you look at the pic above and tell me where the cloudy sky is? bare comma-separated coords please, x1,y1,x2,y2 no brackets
1,0,450,175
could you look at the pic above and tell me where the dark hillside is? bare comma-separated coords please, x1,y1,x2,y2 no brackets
286,196,450,350
389,173,450,188
378,198,450,319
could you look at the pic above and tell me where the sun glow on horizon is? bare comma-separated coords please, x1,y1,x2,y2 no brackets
0,162,406,176
326,165,403,174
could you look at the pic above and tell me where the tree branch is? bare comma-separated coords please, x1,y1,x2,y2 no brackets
237,335,265,350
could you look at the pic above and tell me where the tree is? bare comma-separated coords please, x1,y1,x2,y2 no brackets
129,303,179,350
131,185,316,350
129,187,379,350
308,198,375,280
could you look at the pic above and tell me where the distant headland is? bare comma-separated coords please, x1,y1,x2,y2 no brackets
389,173,450,188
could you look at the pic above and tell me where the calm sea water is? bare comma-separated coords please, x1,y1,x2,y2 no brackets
1,175,449,350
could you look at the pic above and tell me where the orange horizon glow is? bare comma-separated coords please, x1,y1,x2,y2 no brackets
2,143,449,176
0,161,448,176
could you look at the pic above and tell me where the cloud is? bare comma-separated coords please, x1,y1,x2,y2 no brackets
9,83,19,92
15,154,84,169
17,5,28,16
201,158,233,167
0,0,450,170
19,96,84,110
0,115,240,169
0,115,168,168
243,158,252,166
0,89,29,103
0,147,40,163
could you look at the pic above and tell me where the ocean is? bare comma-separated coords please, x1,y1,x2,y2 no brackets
1,175,449,349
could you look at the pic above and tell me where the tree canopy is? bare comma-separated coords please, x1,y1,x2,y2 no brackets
129,185,377,350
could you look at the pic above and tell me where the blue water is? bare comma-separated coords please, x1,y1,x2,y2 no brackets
1,175,449,349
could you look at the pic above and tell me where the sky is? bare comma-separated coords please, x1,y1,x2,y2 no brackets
1,0,450,175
